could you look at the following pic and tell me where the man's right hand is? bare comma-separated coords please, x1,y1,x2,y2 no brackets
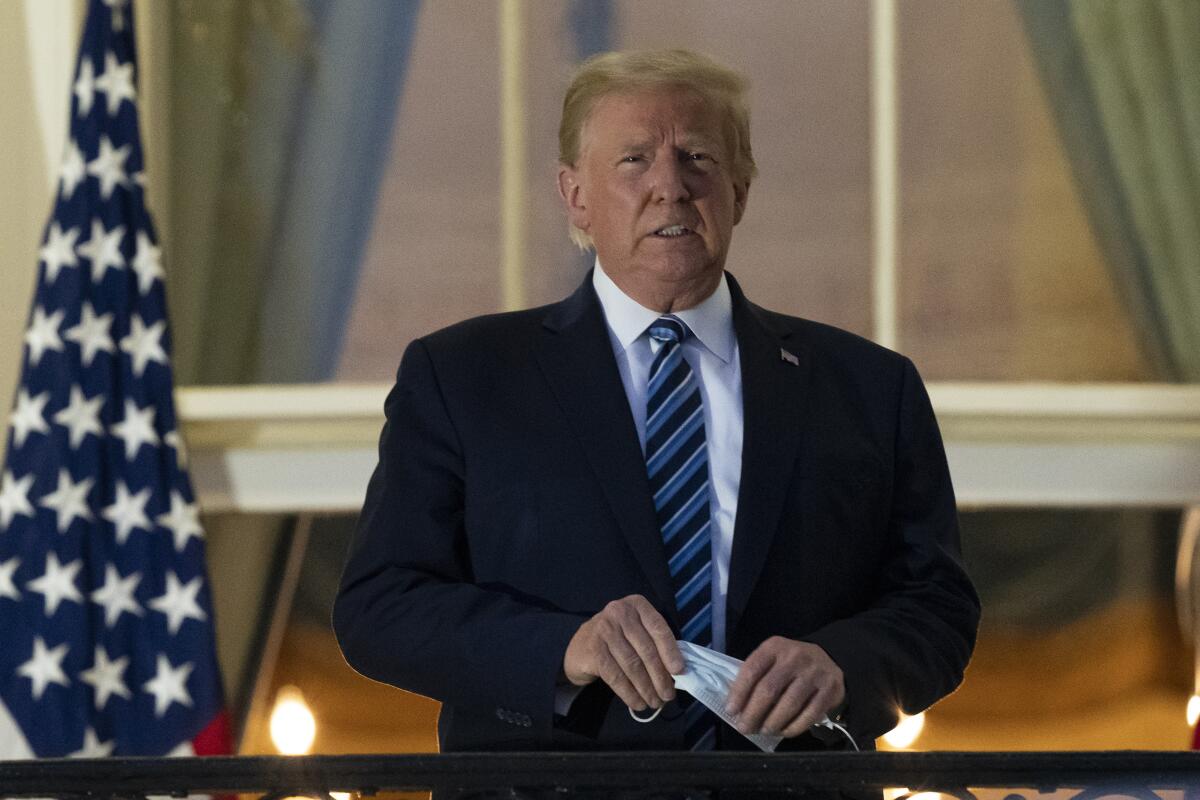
563,594,684,711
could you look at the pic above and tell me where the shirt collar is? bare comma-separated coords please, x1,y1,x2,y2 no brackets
592,259,736,363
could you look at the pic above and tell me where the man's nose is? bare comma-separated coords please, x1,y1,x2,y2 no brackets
649,157,691,203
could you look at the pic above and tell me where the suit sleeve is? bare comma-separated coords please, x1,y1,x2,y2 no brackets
332,339,586,733
803,357,980,742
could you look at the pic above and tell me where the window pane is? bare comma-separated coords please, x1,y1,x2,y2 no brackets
336,1,502,381
336,1,873,381
898,0,1152,381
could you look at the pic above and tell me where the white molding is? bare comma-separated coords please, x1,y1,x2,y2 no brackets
930,383,1200,442
179,382,1200,512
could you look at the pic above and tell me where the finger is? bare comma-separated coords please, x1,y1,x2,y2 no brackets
595,647,651,711
780,685,836,738
605,627,664,709
632,597,685,674
623,614,676,703
760,678,816,735
726,648,775,716
736,665,790,734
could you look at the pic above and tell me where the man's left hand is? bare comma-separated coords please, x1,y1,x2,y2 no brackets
724,637,845,737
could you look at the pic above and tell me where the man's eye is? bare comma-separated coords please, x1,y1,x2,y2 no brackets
621,155,643,163
686,152,711,162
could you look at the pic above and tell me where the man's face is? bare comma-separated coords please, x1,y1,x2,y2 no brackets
558,88,749,307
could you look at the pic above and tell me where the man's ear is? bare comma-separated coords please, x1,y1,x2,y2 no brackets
732,180,750,225
557,165,589,231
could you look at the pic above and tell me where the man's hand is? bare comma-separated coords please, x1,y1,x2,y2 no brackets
563,595,684,711
725,636,845,737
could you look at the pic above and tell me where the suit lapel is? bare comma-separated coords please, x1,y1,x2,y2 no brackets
534,275,678,622
725,275,811,640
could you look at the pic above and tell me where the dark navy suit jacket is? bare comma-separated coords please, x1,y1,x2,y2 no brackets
333,272,979,752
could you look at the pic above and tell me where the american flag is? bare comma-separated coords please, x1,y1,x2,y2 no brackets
0,0,230,758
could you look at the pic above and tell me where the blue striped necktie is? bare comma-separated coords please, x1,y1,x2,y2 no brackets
644,315,716,751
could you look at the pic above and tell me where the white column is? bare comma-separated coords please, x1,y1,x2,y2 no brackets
870,0,899,350
498,0,528,312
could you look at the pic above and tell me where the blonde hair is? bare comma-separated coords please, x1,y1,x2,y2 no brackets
559,49,757,250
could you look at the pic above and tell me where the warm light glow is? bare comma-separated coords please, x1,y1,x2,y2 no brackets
882,711,925,749
1187,695,1200,727
331,793,352,800
270,685,316,755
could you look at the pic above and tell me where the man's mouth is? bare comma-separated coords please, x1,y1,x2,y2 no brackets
653,225,693,238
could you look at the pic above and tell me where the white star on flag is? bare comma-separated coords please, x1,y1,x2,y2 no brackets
103,0,130,32
77,218,126,283
80,646,132,711
110,398,159,460
74,57,96,117
70,727,115,758
17,636,71,700
0,472,36,529
27,553,84,616
60,140,87,199
39,222,81,284
38,468,95,533
148,572,207,635
156,491,203,552
102,480,152,544
94,51,136,116
143,654,193,717
0,556,21,600
10,389,51,449
119,314,168,377
64,302,116,367
131,231,164,294
85,135,130,200
23,307,65,367
90,563,143,628
163,430,188,470
53,385,105,449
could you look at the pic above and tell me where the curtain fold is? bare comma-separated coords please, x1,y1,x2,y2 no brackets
1017,0,1200,380
159,0,420,385
254,0,421,383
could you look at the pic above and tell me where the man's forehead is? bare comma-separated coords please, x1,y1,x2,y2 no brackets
581,89,727,150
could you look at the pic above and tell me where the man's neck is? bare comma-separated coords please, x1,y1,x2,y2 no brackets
605,272,721,313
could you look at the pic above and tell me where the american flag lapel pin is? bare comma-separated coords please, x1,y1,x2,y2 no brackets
780,348,800,366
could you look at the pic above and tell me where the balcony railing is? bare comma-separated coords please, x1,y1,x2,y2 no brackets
2,752,1200,799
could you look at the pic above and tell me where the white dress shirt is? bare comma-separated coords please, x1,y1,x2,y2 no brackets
592,261,744,653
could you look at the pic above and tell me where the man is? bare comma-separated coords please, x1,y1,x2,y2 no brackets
334,49,979,756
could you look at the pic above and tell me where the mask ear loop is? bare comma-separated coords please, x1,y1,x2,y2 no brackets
629,706,664,723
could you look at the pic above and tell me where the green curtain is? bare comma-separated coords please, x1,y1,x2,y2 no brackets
1018,0,1200,381
148,0,314,385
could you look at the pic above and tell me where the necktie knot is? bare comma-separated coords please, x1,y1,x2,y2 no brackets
648,315,688,345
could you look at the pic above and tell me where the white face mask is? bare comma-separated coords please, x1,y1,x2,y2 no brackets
629,641,782,752
630,641,857,753
673,641,784,752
